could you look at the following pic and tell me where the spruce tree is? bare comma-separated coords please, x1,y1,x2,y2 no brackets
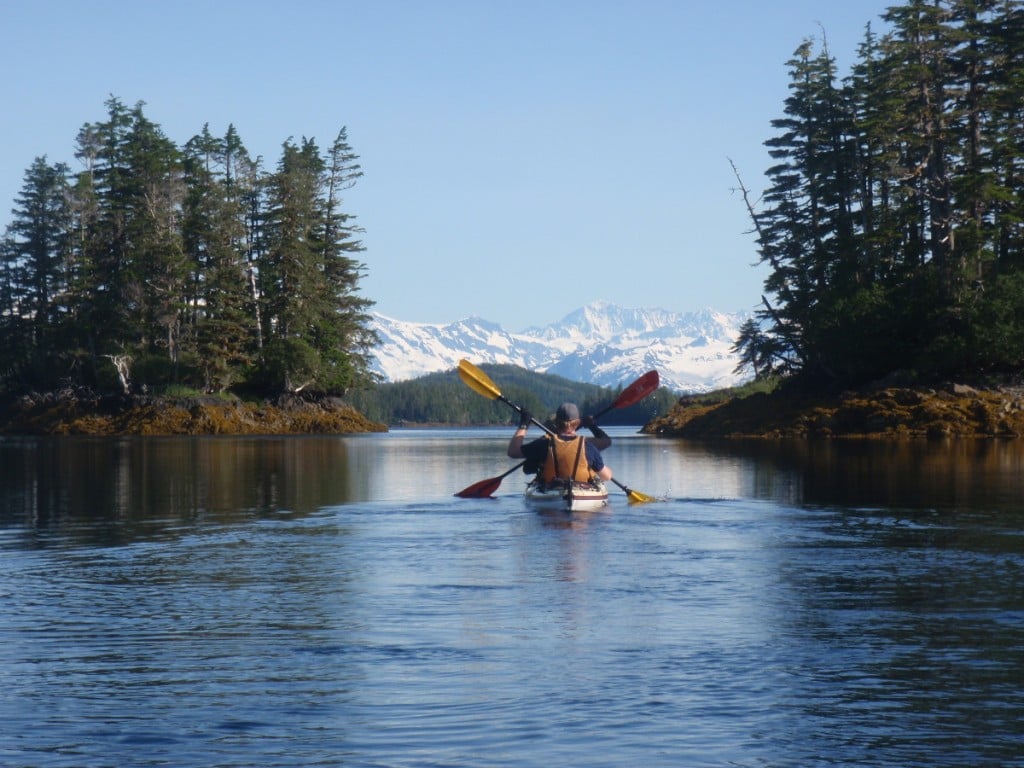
73,96,136,372
258,133,377,395
122,102,188,379
316,128,378,394
182,124,258,391
754,39,861,379
0,157,73,388
259,138,324,393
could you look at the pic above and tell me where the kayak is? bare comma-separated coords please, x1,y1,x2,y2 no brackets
524,479,610,513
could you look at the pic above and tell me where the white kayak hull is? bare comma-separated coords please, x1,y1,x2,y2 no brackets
524,480,610,512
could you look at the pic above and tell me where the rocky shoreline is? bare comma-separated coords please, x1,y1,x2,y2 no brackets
8,381,1024,440
642,382,1024,439
0,389,387,436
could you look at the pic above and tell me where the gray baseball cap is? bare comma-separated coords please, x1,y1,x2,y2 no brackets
556,402,580,421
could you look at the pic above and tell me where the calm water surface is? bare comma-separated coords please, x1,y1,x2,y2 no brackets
1,429,1023,767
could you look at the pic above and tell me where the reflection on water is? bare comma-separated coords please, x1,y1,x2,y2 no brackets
6,429,1024,540
1,430,1023,766
1,436,358,544
653,436,1024,512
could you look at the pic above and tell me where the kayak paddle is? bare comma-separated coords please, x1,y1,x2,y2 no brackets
456,359,657,503
591,369,660,420
454,461,526,498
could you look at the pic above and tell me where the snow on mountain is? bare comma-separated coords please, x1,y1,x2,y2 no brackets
370,301,753,393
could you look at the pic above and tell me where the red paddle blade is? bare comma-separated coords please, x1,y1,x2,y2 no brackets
613,370,660,408
589,370,662,421
454,477,502,498
454,461,526,499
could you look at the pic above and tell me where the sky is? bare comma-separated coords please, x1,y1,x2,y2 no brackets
2,0,896,330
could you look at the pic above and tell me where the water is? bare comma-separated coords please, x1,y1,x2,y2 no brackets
1,429,1023,767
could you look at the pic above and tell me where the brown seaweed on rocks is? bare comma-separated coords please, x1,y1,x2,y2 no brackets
0,389,387,436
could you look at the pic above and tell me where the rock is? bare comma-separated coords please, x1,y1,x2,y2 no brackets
950,383,979,396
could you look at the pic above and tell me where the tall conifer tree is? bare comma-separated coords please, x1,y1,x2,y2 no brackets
0,157,73,387
182,125,258,391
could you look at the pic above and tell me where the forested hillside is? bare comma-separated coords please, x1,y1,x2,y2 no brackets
734,0,1024,388
347,364,678,426
0,98,376,399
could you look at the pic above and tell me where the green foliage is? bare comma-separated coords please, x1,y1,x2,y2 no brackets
348,364,678,426
936,271,1024,374
737,0,1024,387
0,99,376,399
181,123,259,393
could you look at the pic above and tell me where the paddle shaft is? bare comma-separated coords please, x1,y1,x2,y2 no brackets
498,393,552,434
495,460,527,479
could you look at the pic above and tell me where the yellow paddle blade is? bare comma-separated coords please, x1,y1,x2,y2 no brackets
627,488,657,504
458,359,501,400
611,477,656,504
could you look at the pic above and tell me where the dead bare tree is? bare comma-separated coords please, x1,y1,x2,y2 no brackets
104,354,133,394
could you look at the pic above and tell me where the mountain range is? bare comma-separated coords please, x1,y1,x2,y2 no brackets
370,300,753,393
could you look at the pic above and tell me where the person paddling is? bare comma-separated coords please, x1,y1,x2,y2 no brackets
507,402,613,485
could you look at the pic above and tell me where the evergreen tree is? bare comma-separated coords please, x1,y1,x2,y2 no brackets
260,137,327,393
0,234,30,388
259,133,377,395
316,128,378,394
66,97,186,387
181,124,258,391
0,157,73,388
753,39,863,380
983,0,1024,271
737,0,1024,386
72,96,137,375
122,102,188,377
881,1,962,305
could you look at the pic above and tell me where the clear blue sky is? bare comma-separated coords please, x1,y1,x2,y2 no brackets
2,1,894,329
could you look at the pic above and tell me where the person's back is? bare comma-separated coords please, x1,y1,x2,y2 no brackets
541,433,593,483
507,402,613,483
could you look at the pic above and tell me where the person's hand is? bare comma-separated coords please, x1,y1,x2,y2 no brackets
582,415,608,439
517,410,532,429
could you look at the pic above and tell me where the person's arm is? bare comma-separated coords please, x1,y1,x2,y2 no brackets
507,410,532,458
581,416,612,451
586,442,612,481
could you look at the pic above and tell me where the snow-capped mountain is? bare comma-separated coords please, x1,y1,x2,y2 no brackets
370,300,753,393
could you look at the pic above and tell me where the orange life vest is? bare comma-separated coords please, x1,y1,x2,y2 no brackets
541,435,593,483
